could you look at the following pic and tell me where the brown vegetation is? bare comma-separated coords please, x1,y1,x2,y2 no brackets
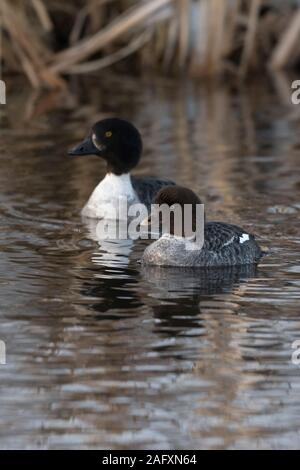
1,0,300,88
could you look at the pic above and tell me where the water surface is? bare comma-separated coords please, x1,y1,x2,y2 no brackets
0,74,300,449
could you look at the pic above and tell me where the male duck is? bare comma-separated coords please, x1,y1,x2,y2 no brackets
142,185,264,267
69,118,175,219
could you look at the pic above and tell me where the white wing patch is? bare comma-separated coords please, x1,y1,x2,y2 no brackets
239,233,250,244
223,236,235,247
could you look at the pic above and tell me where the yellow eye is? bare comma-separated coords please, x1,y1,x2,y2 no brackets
105,131,112,138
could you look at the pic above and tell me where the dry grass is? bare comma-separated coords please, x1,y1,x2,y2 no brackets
1,0,300,88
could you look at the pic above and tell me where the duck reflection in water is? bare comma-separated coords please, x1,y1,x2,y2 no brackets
140,264,258,333
82,216,134,268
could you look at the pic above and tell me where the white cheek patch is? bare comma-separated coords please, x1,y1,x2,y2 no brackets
92,133,102,150
239,233,250,244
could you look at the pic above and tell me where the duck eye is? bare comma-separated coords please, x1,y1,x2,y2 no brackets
105,131,112,138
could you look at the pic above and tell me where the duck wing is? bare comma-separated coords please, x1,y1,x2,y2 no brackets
203,222,263,264
204,222,254,250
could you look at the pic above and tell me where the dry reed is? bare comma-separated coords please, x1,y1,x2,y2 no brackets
1,0,300,89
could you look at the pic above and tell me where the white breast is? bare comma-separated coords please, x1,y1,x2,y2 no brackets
81,173,139,219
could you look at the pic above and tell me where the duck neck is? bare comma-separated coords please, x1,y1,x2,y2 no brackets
103,171,131,184
162,232,194,242
99,172,134,195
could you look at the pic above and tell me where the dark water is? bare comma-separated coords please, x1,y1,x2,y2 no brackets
0,74,300,449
